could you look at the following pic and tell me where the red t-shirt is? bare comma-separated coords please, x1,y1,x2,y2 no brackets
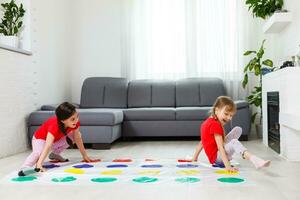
34,116,80,142
201,117,224,164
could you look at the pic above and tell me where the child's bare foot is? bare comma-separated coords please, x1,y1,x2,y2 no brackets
257,160,271,169
250,155,271,169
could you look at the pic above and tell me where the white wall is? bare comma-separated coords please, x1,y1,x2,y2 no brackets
272,0,300,66
245,0,300,124
70,0,122,103
0,0,262,158
0,0,72,158
256,0,300,69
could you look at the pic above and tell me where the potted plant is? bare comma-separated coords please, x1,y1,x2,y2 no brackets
242,39,274,138
0,0,25,48
245,0,284,19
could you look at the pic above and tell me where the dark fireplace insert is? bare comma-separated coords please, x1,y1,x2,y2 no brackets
267,91,280,153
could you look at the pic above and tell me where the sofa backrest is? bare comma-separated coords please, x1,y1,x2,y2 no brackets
80,77,226,108
176,78,226,107
128,80,176,108
80,77,128,108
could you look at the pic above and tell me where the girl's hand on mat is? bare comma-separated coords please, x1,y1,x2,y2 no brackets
36,163,47,172
226,166,238,173
40,167,47,172
36,166,46,172
82,155,92,163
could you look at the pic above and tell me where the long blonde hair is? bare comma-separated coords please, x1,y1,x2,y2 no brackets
211,96,236,118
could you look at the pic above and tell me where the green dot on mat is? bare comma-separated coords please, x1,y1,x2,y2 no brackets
217,177,245,183
133,177,158,183
52,176,77,183
175,177,200,183
11,176,37,182
91,177,117,183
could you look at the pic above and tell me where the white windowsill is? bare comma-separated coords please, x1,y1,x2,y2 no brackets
0,43,32,55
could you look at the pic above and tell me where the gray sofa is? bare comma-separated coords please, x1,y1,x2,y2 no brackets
28,77,251,149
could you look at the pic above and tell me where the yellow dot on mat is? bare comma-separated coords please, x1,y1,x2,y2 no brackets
100,170,123,175
64,168,85,174
176,169,201,175
138,170,160,175
214,170,239,175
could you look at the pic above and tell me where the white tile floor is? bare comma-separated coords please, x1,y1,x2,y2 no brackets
0,139,299,200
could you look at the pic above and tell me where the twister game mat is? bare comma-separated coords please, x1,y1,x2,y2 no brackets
1,158,253,186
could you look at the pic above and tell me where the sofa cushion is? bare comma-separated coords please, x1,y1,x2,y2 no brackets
123,108,176,121
176,107,211,120
235,100,249,109
28,111,54,126
28,109,124,126
77,109,124,125
176,78,226,107
128,80,175,108
80,77,128,108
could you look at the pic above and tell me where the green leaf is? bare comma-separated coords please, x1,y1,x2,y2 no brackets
248,63,254,71
253,99,260,107
17,21,22,28
251,112,258,124
262,59,273,67
248,58,257,71
242,74,248,88
248,94,254,98
244,62,250,73
257,47,265,59
254,64,261,75
0,0,25,35
254,86,262,92
13,26,18,35
244,51,256,56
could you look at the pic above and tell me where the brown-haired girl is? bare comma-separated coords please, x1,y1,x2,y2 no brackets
193,96,270,172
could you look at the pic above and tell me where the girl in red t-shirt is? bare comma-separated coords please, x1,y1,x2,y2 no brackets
18,102,93,176
192,96,270,172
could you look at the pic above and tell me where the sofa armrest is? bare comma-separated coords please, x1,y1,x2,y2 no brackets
41,103,80,111
234,100,249,109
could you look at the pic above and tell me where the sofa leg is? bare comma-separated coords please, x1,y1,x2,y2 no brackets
92,143,111,150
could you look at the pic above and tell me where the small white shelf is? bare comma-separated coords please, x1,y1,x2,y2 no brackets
263,12,292,34
0,43,32,55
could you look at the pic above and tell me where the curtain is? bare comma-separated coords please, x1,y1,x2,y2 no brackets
121,0,250,100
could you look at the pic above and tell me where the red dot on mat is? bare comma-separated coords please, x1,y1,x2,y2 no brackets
49,160,68,163
178,159,192,163
145,159,155,161
113,159,132,162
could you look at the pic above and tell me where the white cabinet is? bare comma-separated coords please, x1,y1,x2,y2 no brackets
262,67,300,161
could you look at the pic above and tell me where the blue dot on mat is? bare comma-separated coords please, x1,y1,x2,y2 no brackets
73,164,94,168
141,164,163,168
176,164,198,168
107,164,128,168
43,164,60,169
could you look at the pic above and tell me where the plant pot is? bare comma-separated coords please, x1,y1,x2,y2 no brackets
0,36,19,48
261,67,273,75
256,124,262,139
